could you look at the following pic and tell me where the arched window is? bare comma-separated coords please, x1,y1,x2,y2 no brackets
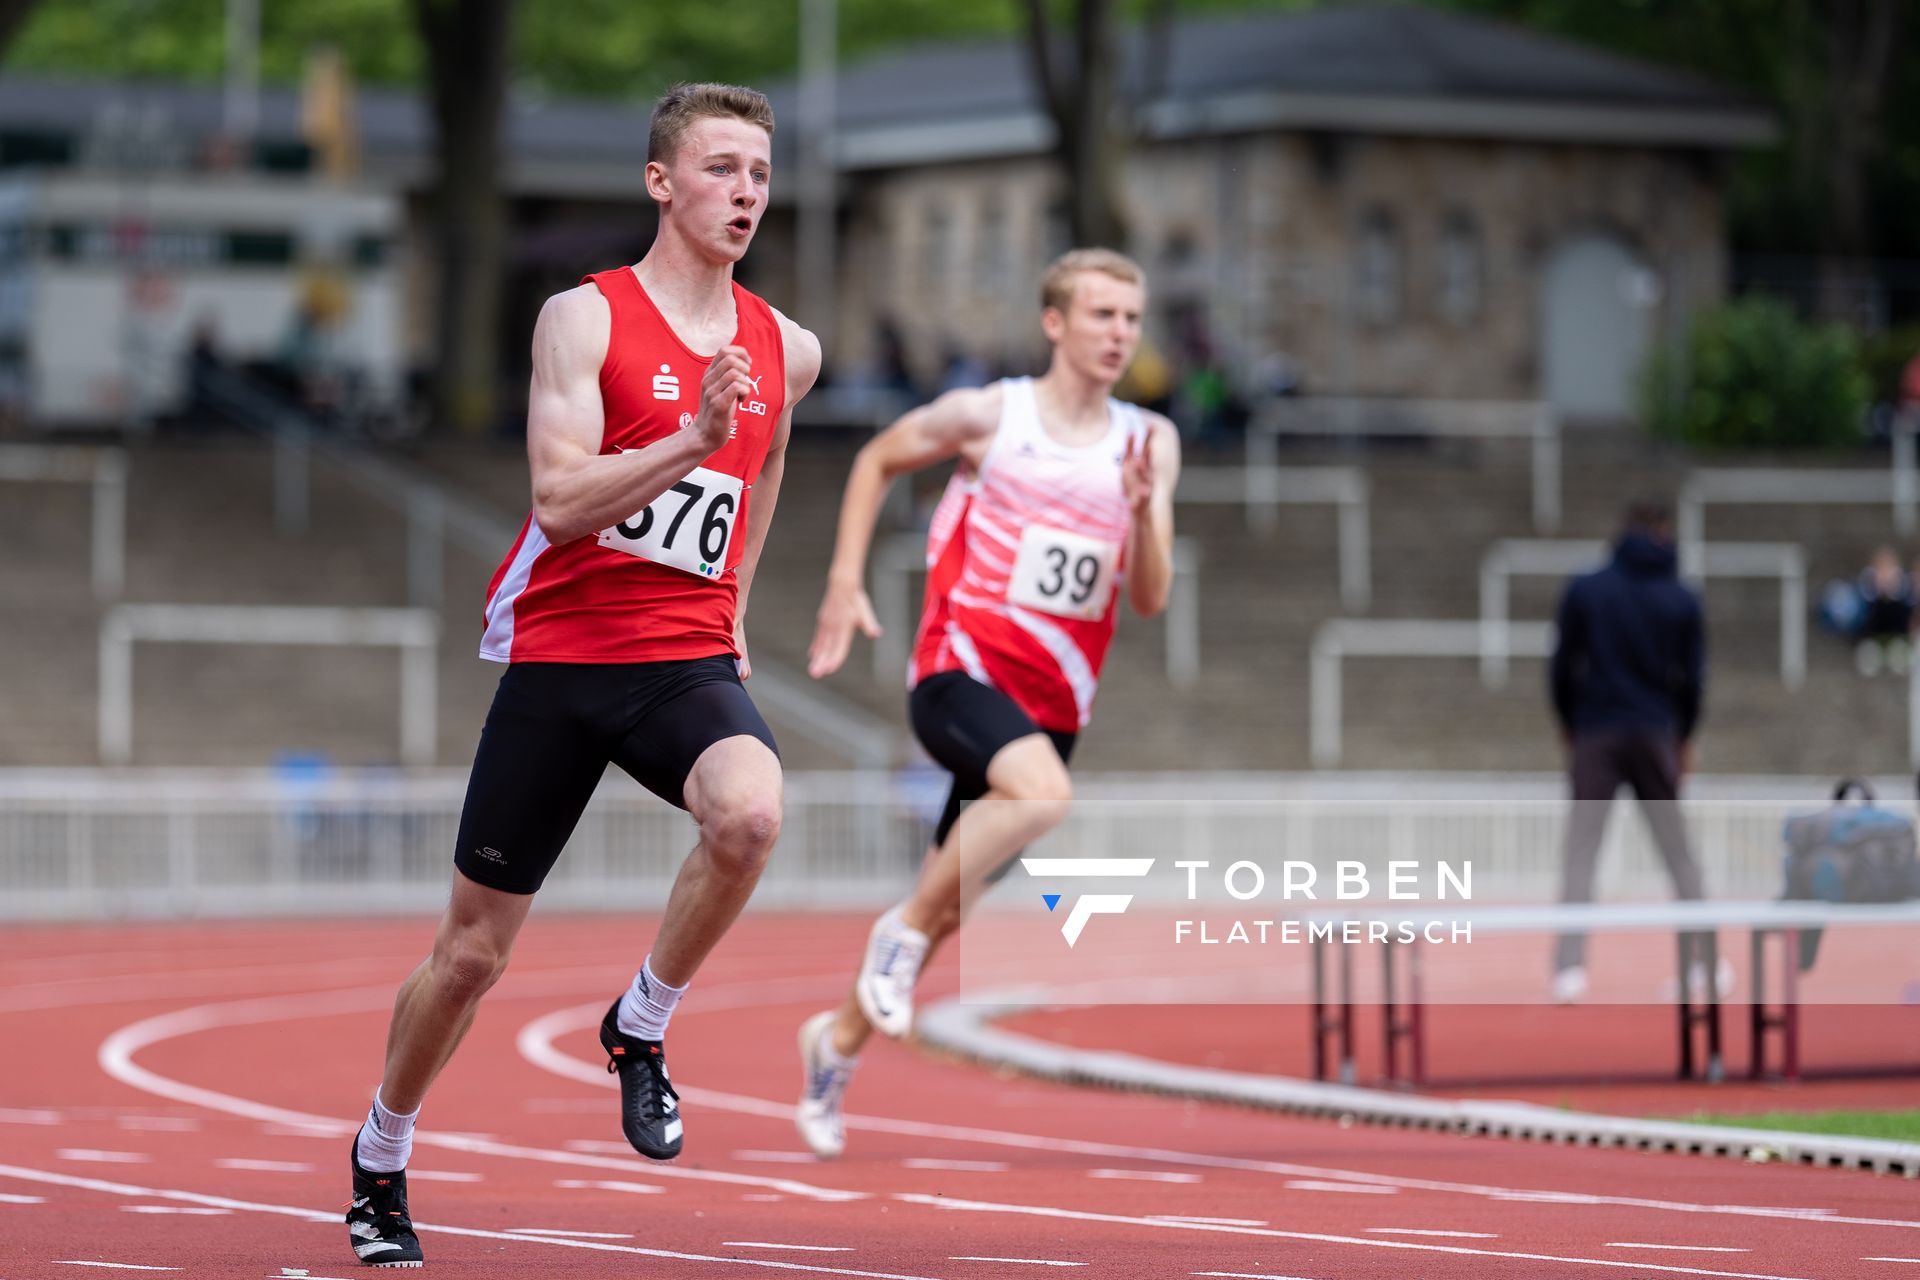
1438,209,1485,325
1354,207,1401,326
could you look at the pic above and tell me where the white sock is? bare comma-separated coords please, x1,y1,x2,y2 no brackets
617,955,688,1041
354,1088,417,1173
818,1030,857,1071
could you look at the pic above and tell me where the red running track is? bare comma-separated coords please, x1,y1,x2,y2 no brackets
2,913,1917,1280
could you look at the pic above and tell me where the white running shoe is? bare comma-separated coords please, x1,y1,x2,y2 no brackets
855,907,929,1040
795,1010,856,1159
1551,965,1589,1004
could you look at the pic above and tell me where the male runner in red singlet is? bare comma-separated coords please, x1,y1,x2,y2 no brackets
344,84,819,1266
795,249,1179,1158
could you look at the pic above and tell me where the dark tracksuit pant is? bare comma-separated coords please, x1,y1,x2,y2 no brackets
1553,728,1707,972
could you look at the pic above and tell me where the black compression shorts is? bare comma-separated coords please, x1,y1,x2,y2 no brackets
908,671,1075,850
452,656,778,895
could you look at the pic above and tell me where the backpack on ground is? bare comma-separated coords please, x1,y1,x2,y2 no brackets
1781,778,1920,904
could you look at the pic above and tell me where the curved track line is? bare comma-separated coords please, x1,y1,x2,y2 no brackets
516,1002,1920,1234
93,971,868,1202
0,1164,945,1280
894,1192,1816,1280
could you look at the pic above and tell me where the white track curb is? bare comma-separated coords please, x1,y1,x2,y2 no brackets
916,988,1920,1179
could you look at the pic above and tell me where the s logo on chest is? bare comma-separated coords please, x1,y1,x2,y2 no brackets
652,365,680,401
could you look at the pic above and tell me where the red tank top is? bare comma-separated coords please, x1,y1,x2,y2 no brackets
479,268,787,663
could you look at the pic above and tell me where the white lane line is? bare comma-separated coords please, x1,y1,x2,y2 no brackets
1863,1259,1920,1264
58,1150,151,1164
1285,1180,1396,1195
53,1265,182,1272
0,1107,63,1124
0,1162,951,1280
216,1159,316,1173
554,1178,665,1196
725,1243,857,1253
950,1259,1085,1268
731,1150,826,1164
1609,1245,1752,1253
894,1192,1821,1280
1087,1168,1200,1184
901,1159,1009,1173
507,1228,635,1239
258,1123,343,1140
407,1170,483,1183
117,1117,200,1132
120,1205,232,1215
1152,1216,1269,1228
0,1191,48,1203
95,976,1920,1241
1366,1228,1498,1239
96,989,870,1204
504,999,1920,1233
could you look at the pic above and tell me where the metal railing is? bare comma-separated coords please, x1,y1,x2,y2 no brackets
1309,619,1557,768
1249,397,1560,532
0,444,128,600
1177,464,1370,609
1678,455,1918,580
1478,539,1806,690
98,605,441,767
868,532,1204,688
0,768,1888,920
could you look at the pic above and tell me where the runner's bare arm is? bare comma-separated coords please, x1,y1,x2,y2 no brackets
1123,414,1181,617
527,286,746,545
806,384,1003,679
731,312,823,676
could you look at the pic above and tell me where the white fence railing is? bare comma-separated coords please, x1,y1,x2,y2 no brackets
98,605,441,767
0,769,1888,920
1250,397,1560,532
1178,465,1370,609
1310,619,1557,768
1478,539,1806,690
869,533,1204,688
0,444,128,600
1678,459,1916,579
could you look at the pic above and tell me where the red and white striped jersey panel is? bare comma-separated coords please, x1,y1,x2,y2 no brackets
909,377,1145,732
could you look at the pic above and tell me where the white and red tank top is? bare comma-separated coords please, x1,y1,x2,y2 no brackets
909,377,1146,732
479,268,786,664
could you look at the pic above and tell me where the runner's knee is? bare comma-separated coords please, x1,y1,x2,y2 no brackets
432,930,510,1003
703,793,783,878
998,761,1072,829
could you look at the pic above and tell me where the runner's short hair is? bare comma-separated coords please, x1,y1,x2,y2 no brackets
649,83,775,165
1040,248,1146,315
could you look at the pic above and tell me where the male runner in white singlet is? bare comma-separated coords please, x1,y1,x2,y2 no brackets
796,248,1180,1157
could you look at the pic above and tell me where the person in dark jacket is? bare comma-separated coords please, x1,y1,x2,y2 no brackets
1549,500,1712,1001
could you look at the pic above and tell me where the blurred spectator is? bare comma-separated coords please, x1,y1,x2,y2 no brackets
1903,348,1920,409
1117,333,1173,415
937,342,991,393
1549,500,1714,1002
178,314,230,429
873,317,919,401
1824,546,1915,677
276,272,350,422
